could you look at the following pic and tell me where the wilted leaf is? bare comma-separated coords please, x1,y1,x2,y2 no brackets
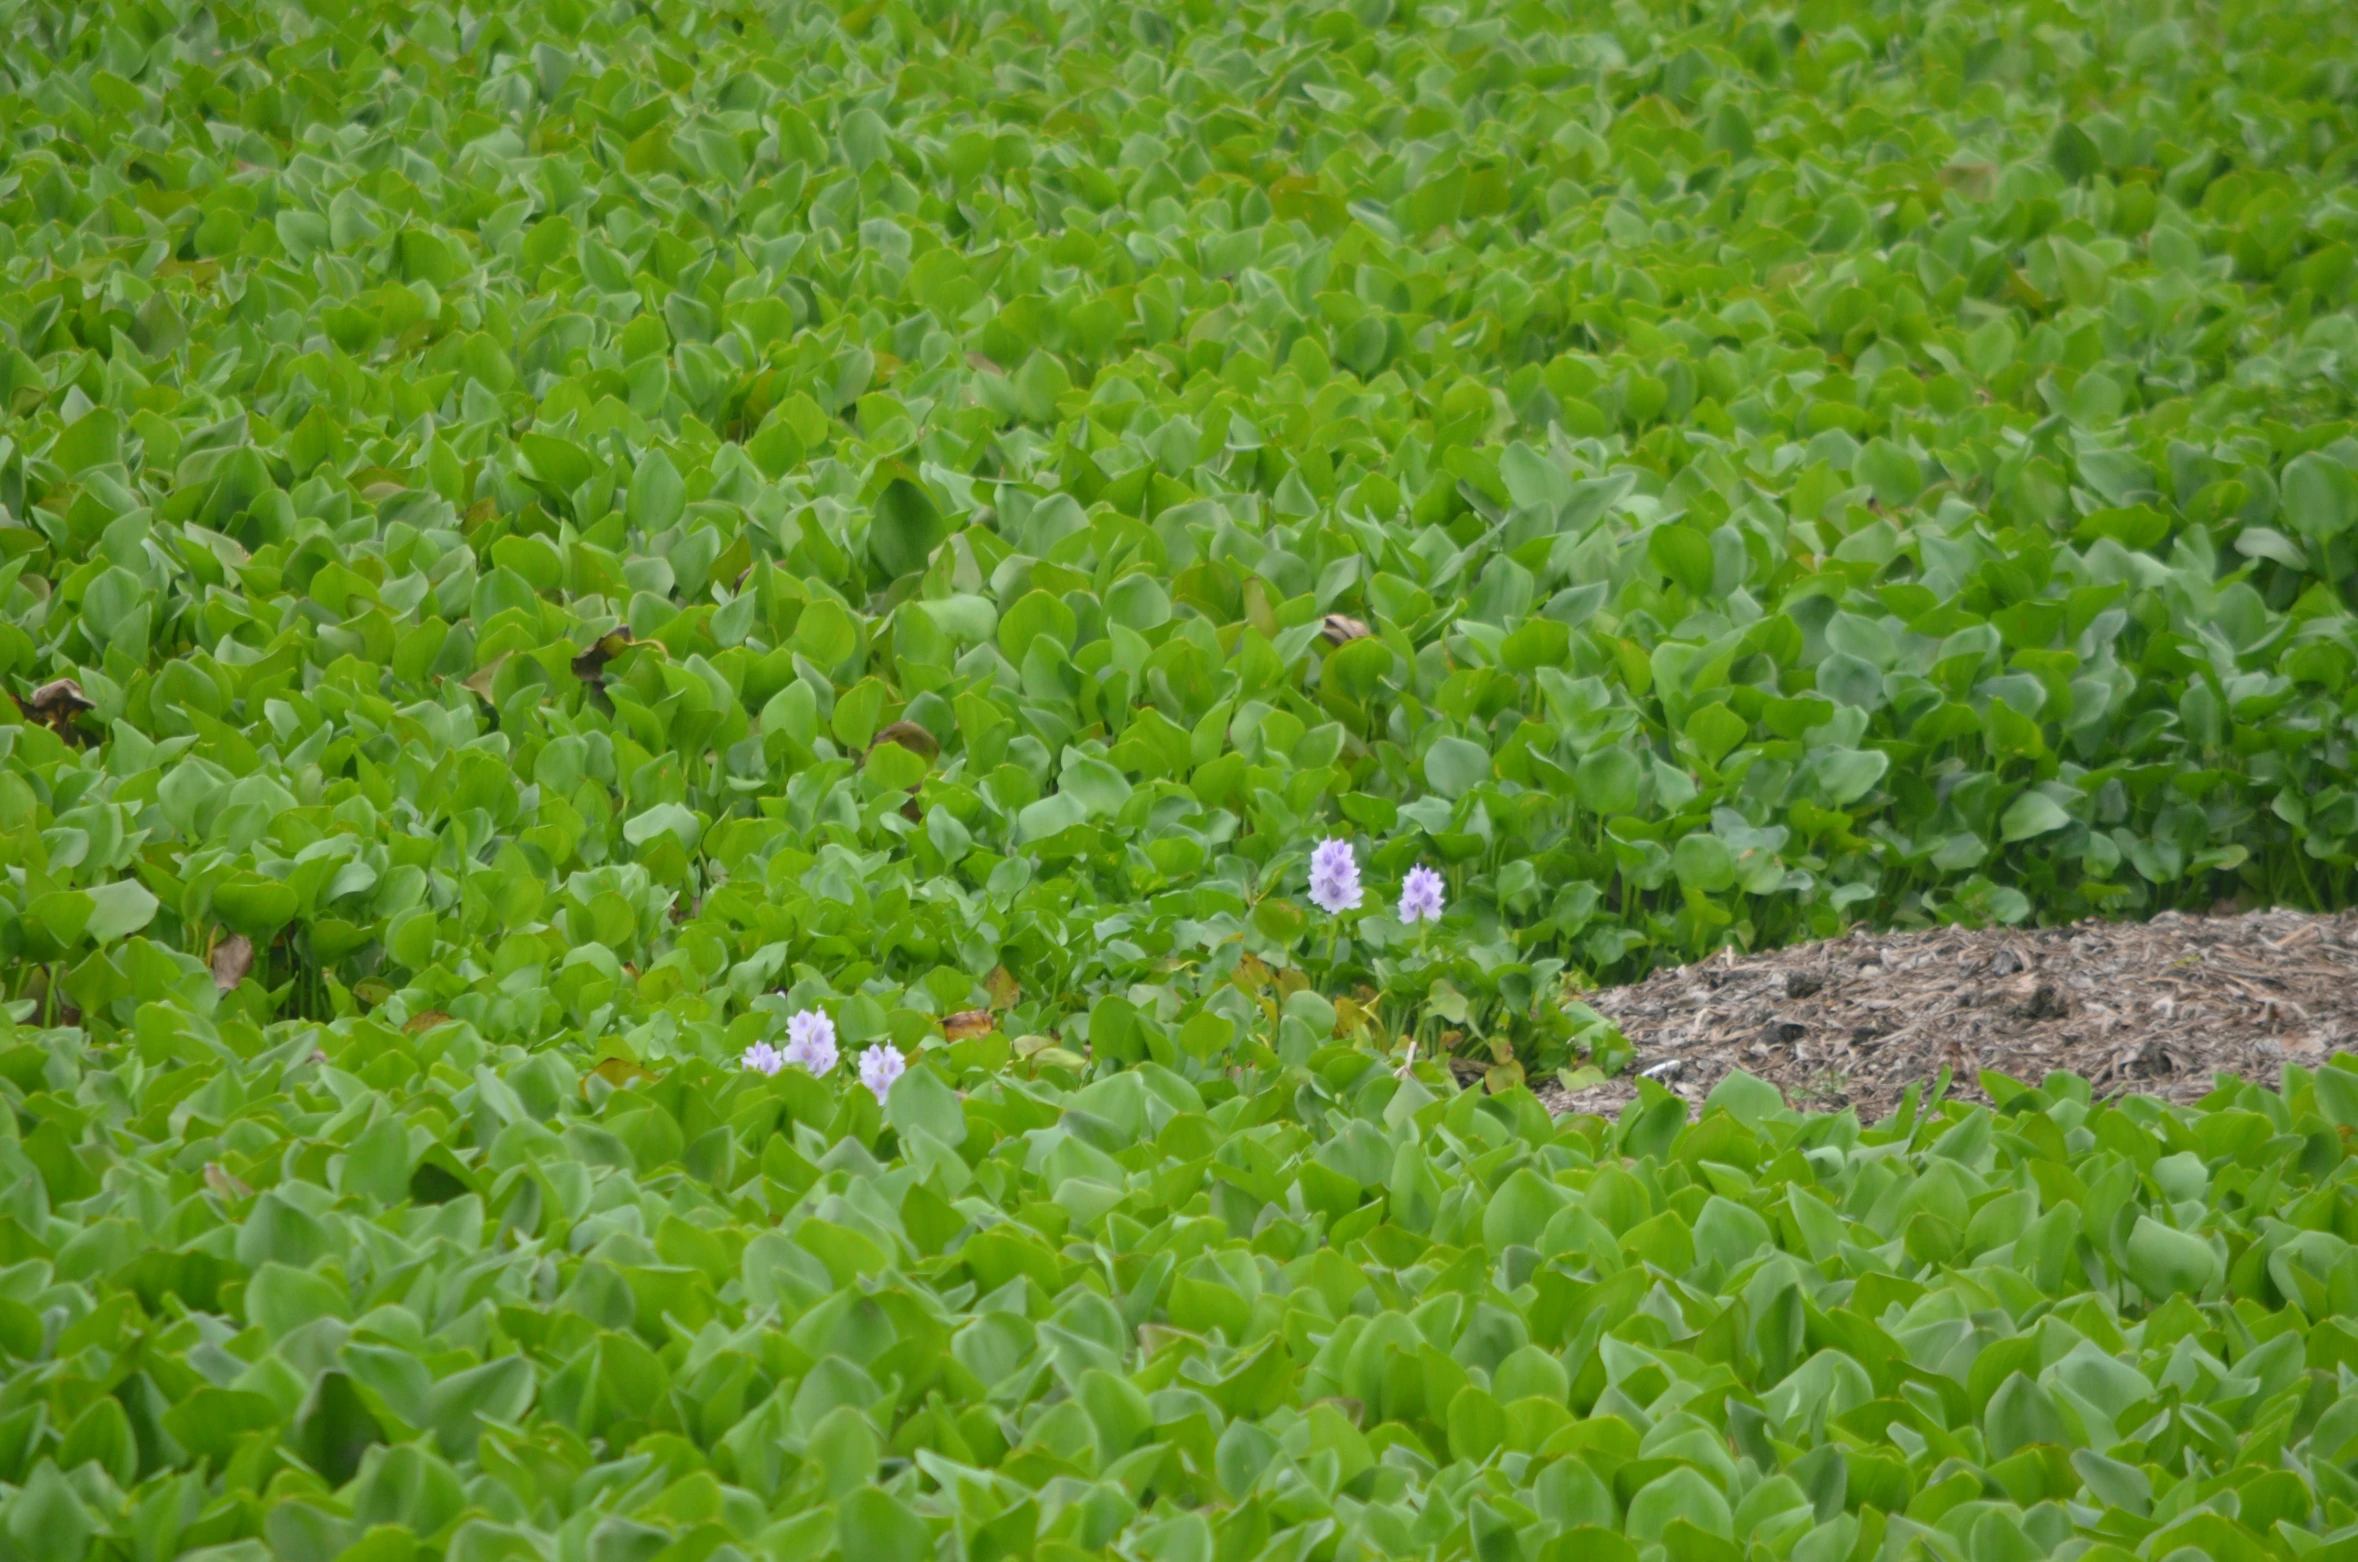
24,678,94,740
211,933,255,990
571,628,639,684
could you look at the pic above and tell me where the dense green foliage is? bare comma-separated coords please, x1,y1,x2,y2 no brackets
21,1003,2358,1562
7,0,2358,1556
6,0,2358,1053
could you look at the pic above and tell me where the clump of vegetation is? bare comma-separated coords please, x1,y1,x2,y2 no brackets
2,0,2358,1553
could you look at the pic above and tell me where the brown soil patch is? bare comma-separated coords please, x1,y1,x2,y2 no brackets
1527,908,2358,1124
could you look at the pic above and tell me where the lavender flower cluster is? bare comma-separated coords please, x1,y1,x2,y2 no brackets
742,1007,905,1101
1308,838,1445,925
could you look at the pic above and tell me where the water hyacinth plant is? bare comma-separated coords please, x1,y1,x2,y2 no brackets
858,1042,907,1101
4,0,2358,1558
1399,864,1448,925
1308,838,1365,915
783,1008,839,1075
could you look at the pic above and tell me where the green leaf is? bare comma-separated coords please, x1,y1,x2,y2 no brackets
1574,748,1643,815
1538,1529,1640,1562
81,880,158,943
1627,1467,1731,1544
1682,703,1748,766
53,409,121,475
865,739,930,792
2283,451,2358,540
885,1063,967,1148
625,449,686,533
1984,1371,2077,1458
1703,1069,1785,1126
623,803,705,852
2123,1216,2220,1299
998,589,1077,666
247,1260,349,1338
1445,1385,1508,1463
213,873,299,937
839,1487,932,1562
7,1460,94,1562
1423,737,1490,799
163,1388,281,1466
1854,439,1921,508
1013,350,1071,423
1502,618,1571,672
840,107,891,172
1062,755,1132,818
339,1113,415,1204
289,1369,387,1486
1500,442,1573,513
1672,833,1736,892
1809,748,1889,806
424,1357,536,1457
2000,791,2072,841
1649,525,1716,596
871,476,947,579
2314,1065,2358,1130
1482,1168,1565,1252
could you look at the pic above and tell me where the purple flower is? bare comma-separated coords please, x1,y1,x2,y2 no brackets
1308,837,1363,914
858,1043,906,1101
1398,864,1445,925
741,1041,784,1075
783,1009,839,1075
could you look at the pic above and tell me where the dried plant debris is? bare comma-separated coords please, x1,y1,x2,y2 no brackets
567,627,638,685
1538,908,2358,1122
22,676,93,739
209,932,256,991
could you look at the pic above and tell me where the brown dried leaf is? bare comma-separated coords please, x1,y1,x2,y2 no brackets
985,965,1020,1011
211,933,255,991
869,720,941,761
25,677,94,740
29,677,93,714
942,1009,997,1041
1320,614,1373,645
460,653,507,702
571,627,641,684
